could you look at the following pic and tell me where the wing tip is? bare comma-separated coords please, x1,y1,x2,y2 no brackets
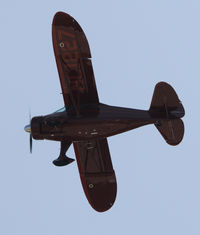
52,11,74,26
52,11,83,33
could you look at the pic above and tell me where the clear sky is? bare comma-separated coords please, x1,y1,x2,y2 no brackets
1,0,199,234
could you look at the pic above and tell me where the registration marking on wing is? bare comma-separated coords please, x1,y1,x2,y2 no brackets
57,29,87,93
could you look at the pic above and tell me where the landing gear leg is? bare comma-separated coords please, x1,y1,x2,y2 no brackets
53,141,75,167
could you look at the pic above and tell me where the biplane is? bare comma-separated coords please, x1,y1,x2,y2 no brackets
24,11,185,212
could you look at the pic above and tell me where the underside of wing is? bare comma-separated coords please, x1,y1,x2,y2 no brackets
52,12,99,116
73,138,117,212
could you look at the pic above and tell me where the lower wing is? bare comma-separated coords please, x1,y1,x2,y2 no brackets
73,138,117,212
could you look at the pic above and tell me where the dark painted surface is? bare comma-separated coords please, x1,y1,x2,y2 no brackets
74,138,117,212
31,102,184,142
52,11,99,116
27,12,185,212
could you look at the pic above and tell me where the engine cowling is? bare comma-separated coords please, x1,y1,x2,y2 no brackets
31,116,44,140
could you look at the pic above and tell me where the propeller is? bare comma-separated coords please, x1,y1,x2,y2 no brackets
26,110,33,153
29,111,33,153
30,132,33,153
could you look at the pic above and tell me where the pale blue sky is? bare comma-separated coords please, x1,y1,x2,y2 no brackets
1,0,199,234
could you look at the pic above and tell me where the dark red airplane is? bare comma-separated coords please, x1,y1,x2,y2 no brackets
24,11,185,212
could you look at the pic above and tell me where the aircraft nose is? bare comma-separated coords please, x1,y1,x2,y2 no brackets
24,124,31,133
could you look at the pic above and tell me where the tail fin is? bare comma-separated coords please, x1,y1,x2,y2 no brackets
149,82,185,146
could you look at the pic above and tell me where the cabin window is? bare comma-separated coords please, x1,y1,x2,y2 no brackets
54,107,66,113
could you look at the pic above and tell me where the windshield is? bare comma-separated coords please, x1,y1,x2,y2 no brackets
54,106,66,113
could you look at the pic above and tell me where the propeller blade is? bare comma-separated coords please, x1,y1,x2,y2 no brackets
29,109,32,153
30,133,33,153
29,109,31,122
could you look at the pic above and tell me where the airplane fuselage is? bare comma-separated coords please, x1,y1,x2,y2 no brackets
30,103,181,142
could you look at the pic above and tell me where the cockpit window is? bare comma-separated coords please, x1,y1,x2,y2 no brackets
54,107,66,113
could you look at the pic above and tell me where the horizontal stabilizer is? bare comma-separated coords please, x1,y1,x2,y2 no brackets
155,119,184,145
150,82,185,145
149,82,185,119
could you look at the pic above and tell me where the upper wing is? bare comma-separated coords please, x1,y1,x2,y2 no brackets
52,12,99,115
73,138,117,212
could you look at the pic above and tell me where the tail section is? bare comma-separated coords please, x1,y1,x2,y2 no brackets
155,119,184,145
149,82,185,145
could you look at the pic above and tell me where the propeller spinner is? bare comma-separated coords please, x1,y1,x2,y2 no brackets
24,124,32,153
